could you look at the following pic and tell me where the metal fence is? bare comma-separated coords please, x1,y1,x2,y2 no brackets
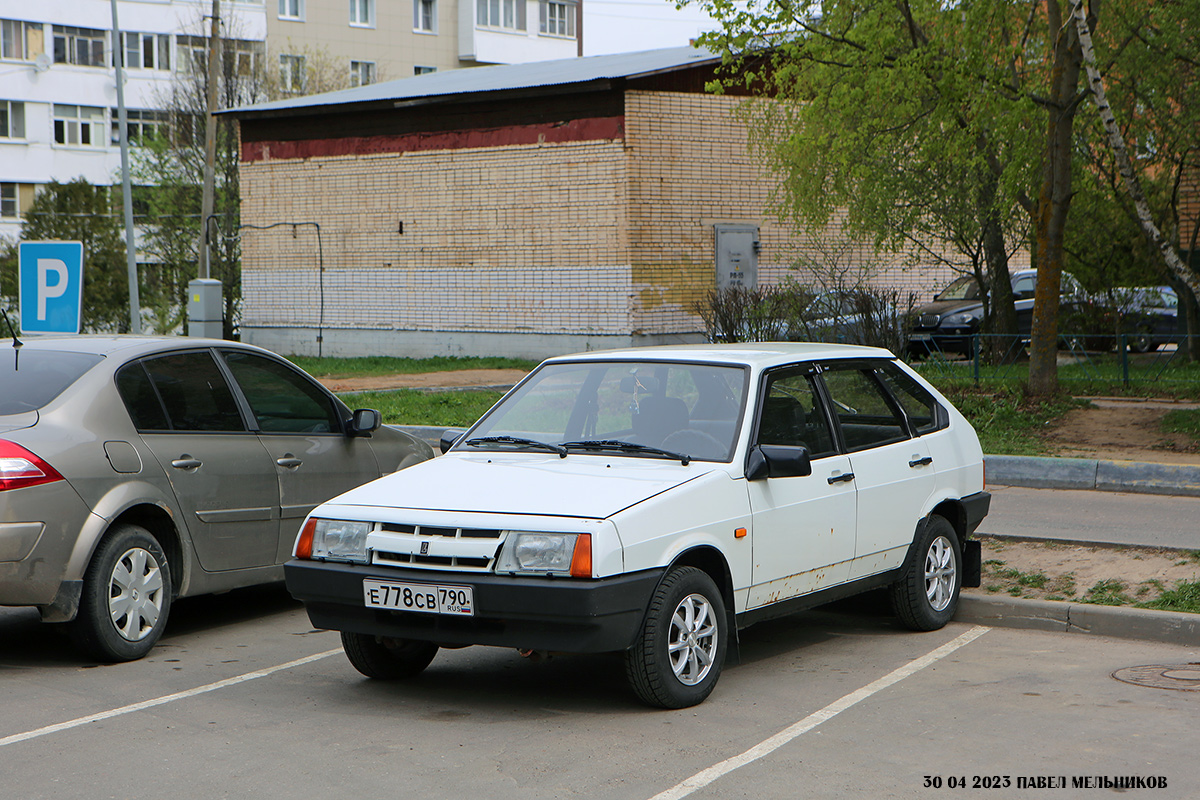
909,333,1200,389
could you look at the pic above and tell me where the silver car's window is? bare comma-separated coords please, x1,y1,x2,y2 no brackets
0,349,103,415
221,351,340,434
468,361,747,462
116,363,171,430
139,351,246,432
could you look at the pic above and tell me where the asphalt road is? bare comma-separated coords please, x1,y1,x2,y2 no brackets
3,580,1198,799
980,484,1200,549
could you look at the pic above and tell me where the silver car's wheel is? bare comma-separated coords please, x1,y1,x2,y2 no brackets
71,525,172,662
923,535,956,613
890,516,961,631
625,566,727,708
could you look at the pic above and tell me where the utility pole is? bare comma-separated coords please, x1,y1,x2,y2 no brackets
190,0,224,338
110,0,142,334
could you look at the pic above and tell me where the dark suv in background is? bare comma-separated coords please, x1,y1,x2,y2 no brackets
908,269,1087,358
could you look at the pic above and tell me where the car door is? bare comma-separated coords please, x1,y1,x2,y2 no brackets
118,350,281,572
218,349,382,563
817,362,934,581
745,367,856,609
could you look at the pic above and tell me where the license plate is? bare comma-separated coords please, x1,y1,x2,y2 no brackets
363,579,474,616
911,333,932,341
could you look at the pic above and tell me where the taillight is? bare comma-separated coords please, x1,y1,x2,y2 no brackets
0,440,65,492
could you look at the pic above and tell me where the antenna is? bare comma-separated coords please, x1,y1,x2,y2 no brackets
1,305,21,349
33,53,50,73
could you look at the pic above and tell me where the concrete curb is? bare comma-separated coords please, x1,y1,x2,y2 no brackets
985,455,1200,497
958,594,1200,647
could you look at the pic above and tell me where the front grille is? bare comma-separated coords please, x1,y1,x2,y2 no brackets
371,523,503,572
918,313,941,327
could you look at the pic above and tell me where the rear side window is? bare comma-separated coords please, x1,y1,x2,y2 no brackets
116,363,170,430
136,351,245,432
819,365,909,451
0,349,103,415
876,363,944,435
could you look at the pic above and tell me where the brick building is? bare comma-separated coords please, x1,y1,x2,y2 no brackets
229,46,944,358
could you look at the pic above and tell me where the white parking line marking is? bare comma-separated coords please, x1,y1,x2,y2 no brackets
0,648,341,749
650,625,991,800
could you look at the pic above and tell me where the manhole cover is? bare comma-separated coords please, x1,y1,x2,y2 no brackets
1112,664,1200,691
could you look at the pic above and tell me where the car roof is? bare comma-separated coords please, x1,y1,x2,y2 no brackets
542,342,896,371
0,335,263,359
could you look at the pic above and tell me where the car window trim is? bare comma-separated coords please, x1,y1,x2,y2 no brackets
215,347,349,436
811,358,914,453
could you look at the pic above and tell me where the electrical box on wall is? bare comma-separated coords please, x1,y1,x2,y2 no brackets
187,278,223,339
714,225,759,290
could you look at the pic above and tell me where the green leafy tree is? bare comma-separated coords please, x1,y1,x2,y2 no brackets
19,179,133,332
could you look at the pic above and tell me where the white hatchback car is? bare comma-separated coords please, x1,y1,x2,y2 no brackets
285,344,990,707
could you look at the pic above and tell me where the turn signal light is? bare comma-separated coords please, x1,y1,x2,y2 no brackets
569,533,592,578
295,517,317,559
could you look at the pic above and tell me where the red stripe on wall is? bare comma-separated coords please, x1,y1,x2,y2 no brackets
242,115,625,162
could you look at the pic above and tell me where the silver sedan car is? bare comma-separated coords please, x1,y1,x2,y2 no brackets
0,336,433,661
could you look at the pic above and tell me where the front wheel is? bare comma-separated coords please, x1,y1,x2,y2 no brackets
341,632,438,679
625,567,727,708
70,524,172,661
890,516,961,631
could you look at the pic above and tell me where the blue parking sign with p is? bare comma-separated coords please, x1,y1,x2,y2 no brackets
19,241,84,335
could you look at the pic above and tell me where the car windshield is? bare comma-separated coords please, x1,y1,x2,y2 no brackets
464,360,749,462
934,276,982,301
0,348,104,415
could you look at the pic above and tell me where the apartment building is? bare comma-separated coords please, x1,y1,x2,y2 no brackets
0,0,579,241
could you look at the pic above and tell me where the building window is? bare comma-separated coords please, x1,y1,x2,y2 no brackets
414,65,436,75
279,0,304,20
120,32,171,70
539,1,575,37
349,60,375,87
477,0,525,31
2,19,43,61
111,109,169,145
349,0,375,27
53,25,106,67
413,0,436,32
54,104,105,146
0,100,25,139
177,36,261,77
280,54,306,94
1,183,16,218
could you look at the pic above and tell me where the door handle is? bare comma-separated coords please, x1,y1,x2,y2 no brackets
276,456,303,468
827,472,855,485
909,456,933,467
171,457,202,470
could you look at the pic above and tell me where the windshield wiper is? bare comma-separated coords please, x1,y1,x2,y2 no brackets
559,439,691,465
465,435,568,458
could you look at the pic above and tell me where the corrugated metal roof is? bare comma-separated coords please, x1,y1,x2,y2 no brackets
226,45,719,117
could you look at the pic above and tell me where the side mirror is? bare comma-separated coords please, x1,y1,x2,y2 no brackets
745,444,813,481
348,408,381,437
440,428,466,454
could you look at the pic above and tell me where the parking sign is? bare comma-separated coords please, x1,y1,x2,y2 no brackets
19,241,84,335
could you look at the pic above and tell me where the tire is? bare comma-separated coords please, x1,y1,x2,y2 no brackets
625,566,727,709
70,524,172,662
1129,328,1157,354
341,632,438,679
890,516,961,631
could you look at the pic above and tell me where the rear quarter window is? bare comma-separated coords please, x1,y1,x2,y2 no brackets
0,349,103,415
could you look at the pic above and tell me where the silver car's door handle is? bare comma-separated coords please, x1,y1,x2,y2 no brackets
909,456,933,467
276,456,303,468
171,457,202,469
827,472,855,485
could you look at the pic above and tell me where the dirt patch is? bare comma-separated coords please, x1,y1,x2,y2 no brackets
966,537,1200,607
317,369,527,394
1041,398,1200,465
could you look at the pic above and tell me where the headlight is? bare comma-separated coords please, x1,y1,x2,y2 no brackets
302,518,372,563
496,531,591,577
943,312,979,327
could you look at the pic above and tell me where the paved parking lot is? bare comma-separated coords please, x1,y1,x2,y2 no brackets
3,586,1197,799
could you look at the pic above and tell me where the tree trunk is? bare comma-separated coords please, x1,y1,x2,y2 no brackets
1029,0,1084,397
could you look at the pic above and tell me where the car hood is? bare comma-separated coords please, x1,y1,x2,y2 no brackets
0,411,38,434
914,299,983,317
317,451,718,520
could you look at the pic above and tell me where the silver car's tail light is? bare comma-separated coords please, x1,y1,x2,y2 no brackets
0,440,65,492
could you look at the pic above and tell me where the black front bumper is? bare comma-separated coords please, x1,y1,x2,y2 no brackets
285,560,665,653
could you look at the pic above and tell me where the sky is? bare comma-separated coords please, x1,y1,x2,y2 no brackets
581,0,718,56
